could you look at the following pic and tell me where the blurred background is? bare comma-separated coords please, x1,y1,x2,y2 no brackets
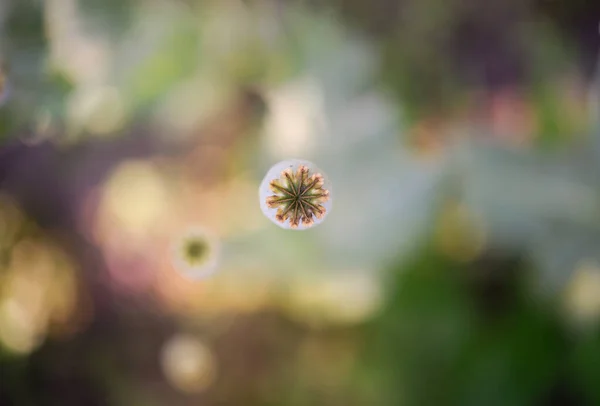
1,0,600,405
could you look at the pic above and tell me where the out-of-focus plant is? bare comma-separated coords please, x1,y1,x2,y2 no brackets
372,239,600,406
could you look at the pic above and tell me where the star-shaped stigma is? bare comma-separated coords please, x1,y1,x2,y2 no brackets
265,165,330,228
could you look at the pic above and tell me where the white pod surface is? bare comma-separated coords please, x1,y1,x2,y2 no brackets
259,159,333,230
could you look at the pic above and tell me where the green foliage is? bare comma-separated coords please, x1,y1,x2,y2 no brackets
571,331,600,405
373,244,575,406
124,25,199,115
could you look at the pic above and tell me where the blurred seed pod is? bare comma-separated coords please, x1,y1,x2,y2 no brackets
172,227,220,280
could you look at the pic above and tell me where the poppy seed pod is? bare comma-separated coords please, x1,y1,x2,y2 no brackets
259,159,333,230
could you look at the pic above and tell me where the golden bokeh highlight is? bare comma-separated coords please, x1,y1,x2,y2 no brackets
563,259,600,327
0,237,83,354
96,159,171,239
161,334,217,393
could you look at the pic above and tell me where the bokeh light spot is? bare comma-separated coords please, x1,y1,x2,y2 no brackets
563,259,600,327
161,334,217,394
99,159,170,236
